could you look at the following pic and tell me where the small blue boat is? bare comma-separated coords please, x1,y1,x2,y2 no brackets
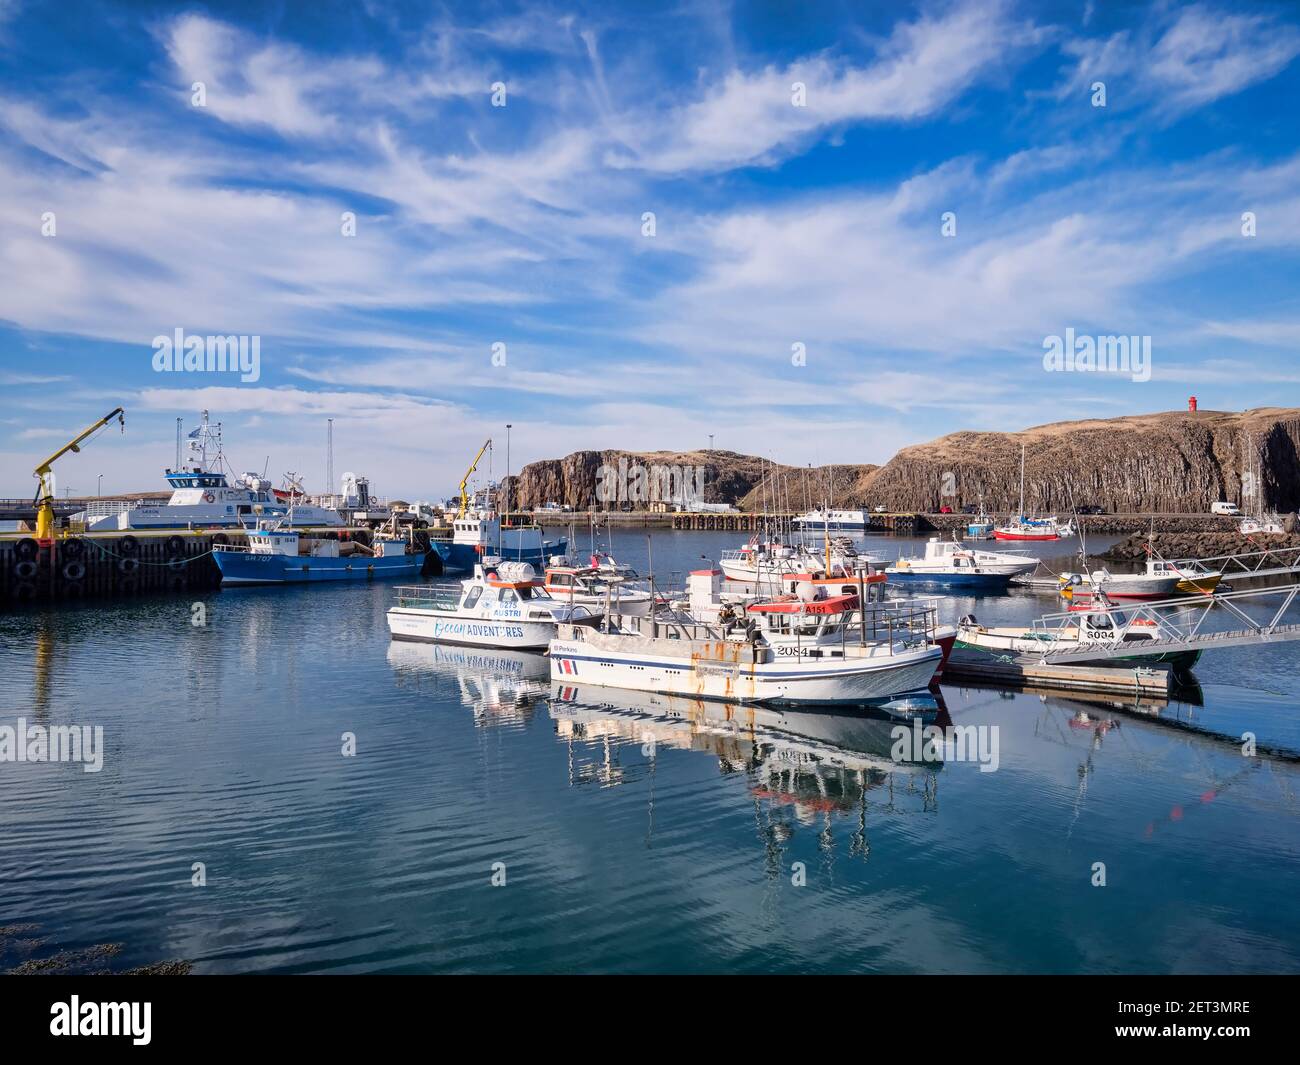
214,528,446,585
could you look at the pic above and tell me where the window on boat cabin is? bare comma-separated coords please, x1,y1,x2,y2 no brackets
463,586,483,609
550,573,573,587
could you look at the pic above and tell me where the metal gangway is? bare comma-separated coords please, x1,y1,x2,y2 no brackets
1025,584,1300,665
1172,544,1300,582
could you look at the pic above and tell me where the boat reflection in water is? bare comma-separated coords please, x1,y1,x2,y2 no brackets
548,681,950,833
385,640,549,726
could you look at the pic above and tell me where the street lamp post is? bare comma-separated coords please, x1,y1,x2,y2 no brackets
97,474,103,496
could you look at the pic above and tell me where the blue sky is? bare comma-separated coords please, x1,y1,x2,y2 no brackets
1,0,1299,498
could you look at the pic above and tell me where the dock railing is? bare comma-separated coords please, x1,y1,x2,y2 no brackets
1027,583,1300,662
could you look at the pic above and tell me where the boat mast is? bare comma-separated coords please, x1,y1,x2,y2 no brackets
1018,442,1026,521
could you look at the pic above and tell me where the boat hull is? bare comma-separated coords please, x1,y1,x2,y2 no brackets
214,548,432,584
437,537,568,573
885,569,1018,589
993,529,1059,542
549,631,942,705
954,632,1202,671
387,607,559,650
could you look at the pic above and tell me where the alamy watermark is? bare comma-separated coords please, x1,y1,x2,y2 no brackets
891,720,999,772
152,328,261,383
0,718,104,773
596,458,705,508
1042,328,1150,383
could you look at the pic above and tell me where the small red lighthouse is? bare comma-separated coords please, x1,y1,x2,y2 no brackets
1189,396,1198,412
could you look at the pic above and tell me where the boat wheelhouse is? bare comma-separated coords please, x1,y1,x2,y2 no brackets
433,512,568,573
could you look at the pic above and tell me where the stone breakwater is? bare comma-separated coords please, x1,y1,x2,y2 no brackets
1099,531,1300,563
924,514,1241,535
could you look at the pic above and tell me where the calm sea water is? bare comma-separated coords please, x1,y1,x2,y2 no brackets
2,529,1299,974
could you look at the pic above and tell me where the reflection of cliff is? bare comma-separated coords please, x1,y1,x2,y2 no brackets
386,642,549,726
548,683,947,823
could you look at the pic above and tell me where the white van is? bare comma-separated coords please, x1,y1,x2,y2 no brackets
1211,501,1241,516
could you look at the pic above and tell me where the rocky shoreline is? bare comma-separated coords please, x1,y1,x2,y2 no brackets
1098,530,1300,563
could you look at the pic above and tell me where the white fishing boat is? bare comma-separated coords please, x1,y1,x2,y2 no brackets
682,567,959,675
89,411,344,530
792,506,867,532
885,536,1038,588
387,560,599,649
720,535,881,587
549,577,943,705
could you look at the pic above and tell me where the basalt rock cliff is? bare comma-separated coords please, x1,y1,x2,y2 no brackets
864,408,1300,513
502,450,876,511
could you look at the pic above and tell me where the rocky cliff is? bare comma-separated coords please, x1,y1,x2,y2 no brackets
505,408,1300,514
503,449,876,511
861,407,1300,513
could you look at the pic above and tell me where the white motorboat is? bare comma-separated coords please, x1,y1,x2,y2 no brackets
885,536,1038,588
387,559,599,649
955,591,1202,671
1060,557,1223,600
540,556,658,616
792,506,867,532
550,578,943,705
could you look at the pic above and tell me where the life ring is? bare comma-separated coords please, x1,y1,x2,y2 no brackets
203,492,216,503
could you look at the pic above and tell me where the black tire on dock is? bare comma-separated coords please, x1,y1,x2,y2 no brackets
167,558,187,571
118,557,140,575
15,559,38,580
14,582,36,600
15,538,38,561
166,535,185,555
61,560,85,581
119,535,139,556
62,537,86,560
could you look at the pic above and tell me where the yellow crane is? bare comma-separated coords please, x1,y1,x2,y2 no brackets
458,438,492,518
33,407,125,539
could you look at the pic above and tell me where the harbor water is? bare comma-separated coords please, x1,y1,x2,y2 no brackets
2,529,1299,973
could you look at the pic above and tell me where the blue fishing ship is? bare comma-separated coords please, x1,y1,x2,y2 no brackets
214,527,446,584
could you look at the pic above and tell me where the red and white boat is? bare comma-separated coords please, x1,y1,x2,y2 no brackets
993,515,1074,541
